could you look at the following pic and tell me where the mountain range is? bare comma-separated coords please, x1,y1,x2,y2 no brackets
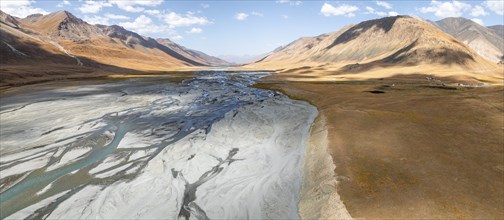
1,10,503,87
0,10,229,87
247,16,502,80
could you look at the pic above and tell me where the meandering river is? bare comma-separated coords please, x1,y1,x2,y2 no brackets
0,71,317,219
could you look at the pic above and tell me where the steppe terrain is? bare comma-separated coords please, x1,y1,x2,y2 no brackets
256,75,503,218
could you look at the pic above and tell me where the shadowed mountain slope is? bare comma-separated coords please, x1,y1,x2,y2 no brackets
249,16,500,80
431,17,503,63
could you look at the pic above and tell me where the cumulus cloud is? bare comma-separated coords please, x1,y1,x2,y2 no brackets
484,0,504,15
471,18,484,25
119,15,164,34
376,1,392,9
321,3,359,17
83,13,129,25
419,0,471,18
57,0,71,8
0,0,48,18
388,11,399,16
83,15,110,25
79,0,112,14
109,0,163,12
235,12,249,20
187,27,203,34
162,12,210,28
470,5,488,16
144,9,161,15
201,3,210,9
366,6,398,17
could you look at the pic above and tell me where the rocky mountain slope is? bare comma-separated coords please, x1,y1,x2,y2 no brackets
488,25,504,38
430,17,503,63
0,10,229,86
248,16,500,80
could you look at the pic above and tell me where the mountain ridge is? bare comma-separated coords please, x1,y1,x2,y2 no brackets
247,15,501,80
430,17,503,63
1,10,229,69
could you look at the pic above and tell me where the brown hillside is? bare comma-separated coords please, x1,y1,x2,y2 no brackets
248,16,501,80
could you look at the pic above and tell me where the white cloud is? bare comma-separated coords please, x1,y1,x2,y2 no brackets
78,0,112,14
187,27,203,34
57,0,71,7
105,13,129,20
276,0,302,6
471,5,488,16
144,9,161,15
0,0,48,18
119,15,163,34
109,0,163,12
252,11,264,17
282,14,289,19
321,3,359,17
83,13,128,25
484,0,504,15
376,1,392,9
235,12,249,20
167,29,183,40
83,15,109,25
365,5,398,17
471,18,484,25
388,11,399,16
419,0,471,18
201,3,209,9
162,12,210,28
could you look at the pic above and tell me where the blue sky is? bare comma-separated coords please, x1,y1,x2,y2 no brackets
1,0,503,57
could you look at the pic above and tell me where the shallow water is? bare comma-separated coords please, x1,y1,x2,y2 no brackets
0,71,316,219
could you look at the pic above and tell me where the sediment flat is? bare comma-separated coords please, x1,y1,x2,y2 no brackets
0,72,318,219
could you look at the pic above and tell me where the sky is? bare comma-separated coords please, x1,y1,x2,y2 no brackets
1,0,503,57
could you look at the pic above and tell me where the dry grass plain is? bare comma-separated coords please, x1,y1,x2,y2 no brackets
256,70,504,218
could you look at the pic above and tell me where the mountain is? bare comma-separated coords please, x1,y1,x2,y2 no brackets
249,16,500,79
0,10,20,28
0,10,228,87
156,38,230,66
430,17,503,63
217,54,267,65
488,25,504,40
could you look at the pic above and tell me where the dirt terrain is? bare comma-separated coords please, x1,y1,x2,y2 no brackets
256,74,504,219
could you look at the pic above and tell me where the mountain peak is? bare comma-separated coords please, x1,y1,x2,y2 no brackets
50,10,83,24
433,17,503,62
253,14,492,69
0,10,20,28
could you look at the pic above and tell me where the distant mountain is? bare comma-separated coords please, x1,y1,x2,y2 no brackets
217,54,267,65
488,25,504,39
250,16,498,78
156,38,230,66
0,10,228,72
430,17,503,63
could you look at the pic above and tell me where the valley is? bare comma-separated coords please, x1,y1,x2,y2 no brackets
1,4,503,220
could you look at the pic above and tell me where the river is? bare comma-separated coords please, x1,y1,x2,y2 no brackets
0,71,317,219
